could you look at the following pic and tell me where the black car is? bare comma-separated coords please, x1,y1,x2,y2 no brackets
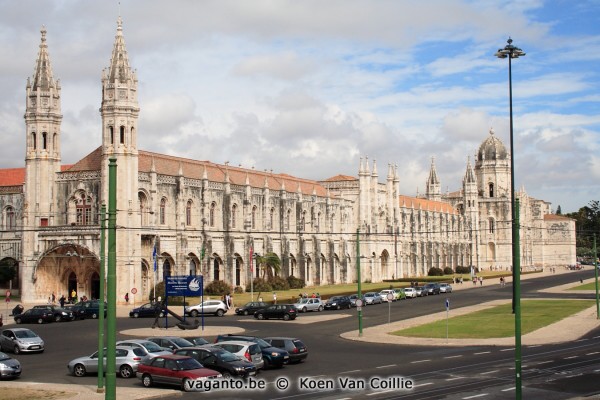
129,302,166,318
254,304,297,321
70,300,107,319
14,308,54,324
174,346,257,378
215,334,289,369
263,337,308,364
323,296,352,310
32,305,76,322
424,283,441,295
235,301,268,316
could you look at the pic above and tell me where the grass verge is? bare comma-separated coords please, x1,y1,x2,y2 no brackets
568,282,598,291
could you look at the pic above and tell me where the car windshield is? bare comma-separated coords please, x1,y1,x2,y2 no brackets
171,338,193,347
191,338,209,345
217,350,239,362
328,297,340,302
141,342,164,352
177,357,202,370
0,352,10,361
14,330,38,339
296,299,309,304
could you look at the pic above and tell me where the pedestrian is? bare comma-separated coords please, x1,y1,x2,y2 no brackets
51,292,56,304
124,292,129,304
71,289,77,303
479,276,483,286
273,292,277,304
59,294,66,308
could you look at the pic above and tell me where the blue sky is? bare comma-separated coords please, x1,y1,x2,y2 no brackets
0,0,599,213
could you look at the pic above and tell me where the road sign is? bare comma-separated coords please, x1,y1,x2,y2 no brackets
131,288,138,295
356,306,362,312
355,299,363,308
386,293,394,302
445,298,450,310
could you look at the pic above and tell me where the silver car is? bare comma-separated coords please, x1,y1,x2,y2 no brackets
146,336,194,351
293,297,324,312
68,346,143,378
115,339,172,363
0,328,44,354
213,340,265,370
185,300,228,317
0,351,21,378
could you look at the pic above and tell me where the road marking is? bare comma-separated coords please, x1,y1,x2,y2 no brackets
474,351,490,355
444,355,463,359
594,335,600,339
340,369,361,374
575,339,588,342
586,352,600,356
414,382,434,387
411,359,431,364
376,364,396,369
480,370,498,375
500,348,514,352
528,345,541,348
367,389,396,396
536,360,553,365
446,377,465,381
564,356,578,360
594,369,600,373
463,394,489,399
501,387,516,392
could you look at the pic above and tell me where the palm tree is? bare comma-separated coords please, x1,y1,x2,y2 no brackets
255,252,281,301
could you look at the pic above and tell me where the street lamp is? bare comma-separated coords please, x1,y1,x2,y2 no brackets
495,37,525,400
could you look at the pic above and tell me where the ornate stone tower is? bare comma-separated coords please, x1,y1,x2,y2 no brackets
463,157,479,267
475,128,510,200
100,17,141,302
425,157,441,202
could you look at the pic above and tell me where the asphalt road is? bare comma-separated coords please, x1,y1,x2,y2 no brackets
5,268,599,400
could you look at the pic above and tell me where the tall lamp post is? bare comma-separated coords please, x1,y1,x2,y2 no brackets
495,37,525,400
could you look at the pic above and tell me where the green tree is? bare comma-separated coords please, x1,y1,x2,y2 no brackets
565,200,600,257
556,205,562,215
255,252,281,301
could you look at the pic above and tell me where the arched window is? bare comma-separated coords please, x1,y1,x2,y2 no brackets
316,212,321,232
109,126,114,144
5,207,15,230
251,206,257,229
489,218,495,234
186,200,193,226
301,210,306,232
286,209,291,230
53,133,57,151
120,126,125,144
42,132,47,150
231,204,238,228
488,183,494,198
209,202,216,227
160,198,166,225
163,259,171,278
138,192,148,226
75,193,92,225
32,132,37,150
269,208,274,231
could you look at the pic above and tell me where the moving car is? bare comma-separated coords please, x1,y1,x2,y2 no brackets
215,334,289,369
115,339,172,362
263,337,308,363
213,340,264,370
254,304,297,321
175,346,257,378
0,328,44,354
13,308,54,324
69,300,107,319
363,292,383,305
403,287,417,298
323,296,352,310
129,302,166,318
0,351,21,379
439,283,453,293
293,297,323,312
235,301,268,316
137,354,221,391
146,336,194,351
32,305,75,322
184,300,228,317
68,346,143,378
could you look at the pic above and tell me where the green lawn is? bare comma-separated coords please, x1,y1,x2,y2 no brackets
392,300,593,339
568,282,599,291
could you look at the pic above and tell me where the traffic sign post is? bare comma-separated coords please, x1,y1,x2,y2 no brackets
445,298,450,343
387,292,394,324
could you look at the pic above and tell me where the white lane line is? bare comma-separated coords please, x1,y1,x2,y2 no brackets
480,370,498,375
536,361,553,365
500,348,514,352
444,355,463,359
413,382,434,387
594,369,600,373
474,351,490,355
376,364,396,369
446,377,465,381
411,359,431,364
586,352,600,356
564,356,578,360
501,387,516,392
366,389,396,396
340,369,361,374
528,345,541,348
575,339,588,342
463,394,489,399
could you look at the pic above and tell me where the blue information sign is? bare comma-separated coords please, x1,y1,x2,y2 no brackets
166,275,203,297
445,299,450,310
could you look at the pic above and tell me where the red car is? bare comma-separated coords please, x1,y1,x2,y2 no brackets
137,354,221,391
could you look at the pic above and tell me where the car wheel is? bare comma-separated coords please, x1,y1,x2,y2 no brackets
13,345,20,355
347,303,352,309
37,318,44,324
119,364,134,378
243,310,249,316
133,312,139,318
221,372,232,379
257,313,264,320
190,310,198,317
216,309,224,317
159,312,165,317
92,313,98,319
318,306,323,312
283,314,290,321
73,363,87,377
263,358,271,369
302,307,307,313
15,318,21,324
142,374,153,388
55,315,62,322
336,305,341,310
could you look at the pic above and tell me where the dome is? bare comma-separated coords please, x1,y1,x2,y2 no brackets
477,128,508,161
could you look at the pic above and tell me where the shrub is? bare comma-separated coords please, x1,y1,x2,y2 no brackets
234,286,244,294
455,266,471,274
428,267,444,276
286,275,306,289
204,280,233,296
268,276,290,291
246,278,272,292
443,267,454,275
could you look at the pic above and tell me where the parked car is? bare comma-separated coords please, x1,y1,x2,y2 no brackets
187,337,210,346
32,305,76,322
146,336,194,351
425,283,441,295
439,283,453,293
379,289,397,302
293,297,324,312
215,334,289,369
415,286,428,297
364,292,383,305
0,351,21,379
254,304,297,321
129,302,166,318
13,308,54,324
68,346,143,378
185,300,228,317
323,296,352,310
213,340,264,370
348,294,365,307
394,288,407,300
263,337,308,364
175,345,257,378
137,354,221,391
235,301,268,316
0,328,44,354
69,300,107,319
115,339,172,362
403,287,418,298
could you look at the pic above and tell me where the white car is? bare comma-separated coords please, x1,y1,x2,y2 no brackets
439,283,453,293
185,300,228,317
293,298,324,312
379,289,397,302
213,340,265,370
403,287,417,298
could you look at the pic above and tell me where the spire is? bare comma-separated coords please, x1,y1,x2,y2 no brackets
427,156,440,185
30,26,57,91
107,16,134,83
372,159,378,177
464,156,476,184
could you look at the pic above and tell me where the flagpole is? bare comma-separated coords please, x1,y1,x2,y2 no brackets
250,246,254,302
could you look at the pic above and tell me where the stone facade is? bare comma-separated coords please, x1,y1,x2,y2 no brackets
0,19,576,304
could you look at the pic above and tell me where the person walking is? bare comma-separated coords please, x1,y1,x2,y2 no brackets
273,292,277,304
124,292,129,304
59,294,66,308
71,289,77,303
